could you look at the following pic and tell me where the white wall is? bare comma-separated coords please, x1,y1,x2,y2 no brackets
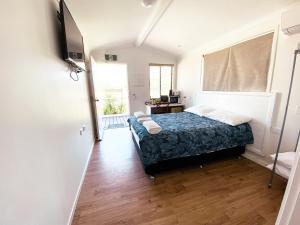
92,45,177,114
177,3,300,162
177,50,202,106
0,0,94,225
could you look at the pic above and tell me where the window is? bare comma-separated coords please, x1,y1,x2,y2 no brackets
149,64,173,99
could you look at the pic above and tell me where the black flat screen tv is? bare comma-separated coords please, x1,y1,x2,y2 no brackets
60,0,85,71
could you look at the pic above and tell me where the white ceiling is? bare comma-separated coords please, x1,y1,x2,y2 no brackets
66,0,299,56
66,0,154,51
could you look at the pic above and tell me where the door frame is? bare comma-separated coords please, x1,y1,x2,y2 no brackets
276,138,300,225
88,59,130,139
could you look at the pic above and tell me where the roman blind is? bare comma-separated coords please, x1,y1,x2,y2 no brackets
203,32,274,92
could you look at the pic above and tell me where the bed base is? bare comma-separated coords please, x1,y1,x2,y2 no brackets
131,132,245,177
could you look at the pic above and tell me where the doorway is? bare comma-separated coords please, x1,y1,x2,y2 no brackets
92,63,130,139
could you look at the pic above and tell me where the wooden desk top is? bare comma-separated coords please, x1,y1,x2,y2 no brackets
146,103,184,108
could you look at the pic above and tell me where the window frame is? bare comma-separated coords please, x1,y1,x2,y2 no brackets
149,63,174,99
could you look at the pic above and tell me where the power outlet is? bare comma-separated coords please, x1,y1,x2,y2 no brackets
296,105,300,115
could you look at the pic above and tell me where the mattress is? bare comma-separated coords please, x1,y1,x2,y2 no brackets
128,112,254,168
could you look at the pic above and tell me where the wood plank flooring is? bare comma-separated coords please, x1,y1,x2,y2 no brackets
72,128,286,225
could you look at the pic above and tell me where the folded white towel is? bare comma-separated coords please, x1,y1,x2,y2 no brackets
266,164,291,179
134,111,147,118
137,117,152,124
271,152,296,169
143,120,162,134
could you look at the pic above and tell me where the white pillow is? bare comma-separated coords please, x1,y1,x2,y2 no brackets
205,110,252,126
184,105,215,116
271,152,296,169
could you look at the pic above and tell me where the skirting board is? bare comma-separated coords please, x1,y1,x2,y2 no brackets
243,149,269,167
67,141,95,225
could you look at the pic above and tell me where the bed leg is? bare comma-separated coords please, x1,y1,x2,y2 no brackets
237,155,241,160
149,175,156,182
200,165,203,169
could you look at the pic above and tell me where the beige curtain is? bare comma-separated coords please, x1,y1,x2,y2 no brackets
203,33,274,92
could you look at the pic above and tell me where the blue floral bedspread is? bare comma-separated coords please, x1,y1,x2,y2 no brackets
128,112,254,167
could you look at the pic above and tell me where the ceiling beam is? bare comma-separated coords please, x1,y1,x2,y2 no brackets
135,0,174,47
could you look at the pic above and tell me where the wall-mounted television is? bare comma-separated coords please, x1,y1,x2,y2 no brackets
59,0,85,71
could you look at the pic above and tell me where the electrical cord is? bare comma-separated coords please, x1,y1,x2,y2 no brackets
69,64,80,82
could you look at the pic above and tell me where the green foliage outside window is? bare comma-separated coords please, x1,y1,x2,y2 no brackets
103,94,125,115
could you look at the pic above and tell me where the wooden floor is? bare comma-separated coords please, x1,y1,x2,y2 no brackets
72,128,286,225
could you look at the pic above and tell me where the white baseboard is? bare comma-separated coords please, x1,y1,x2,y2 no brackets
243,150,269,167
247,146,265,156
67,141,95,225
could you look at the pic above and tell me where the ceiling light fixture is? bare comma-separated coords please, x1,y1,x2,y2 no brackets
141,0,156,8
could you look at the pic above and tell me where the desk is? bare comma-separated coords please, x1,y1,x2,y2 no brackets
146,103,184,114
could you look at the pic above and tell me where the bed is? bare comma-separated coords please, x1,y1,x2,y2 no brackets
128,112,254,175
